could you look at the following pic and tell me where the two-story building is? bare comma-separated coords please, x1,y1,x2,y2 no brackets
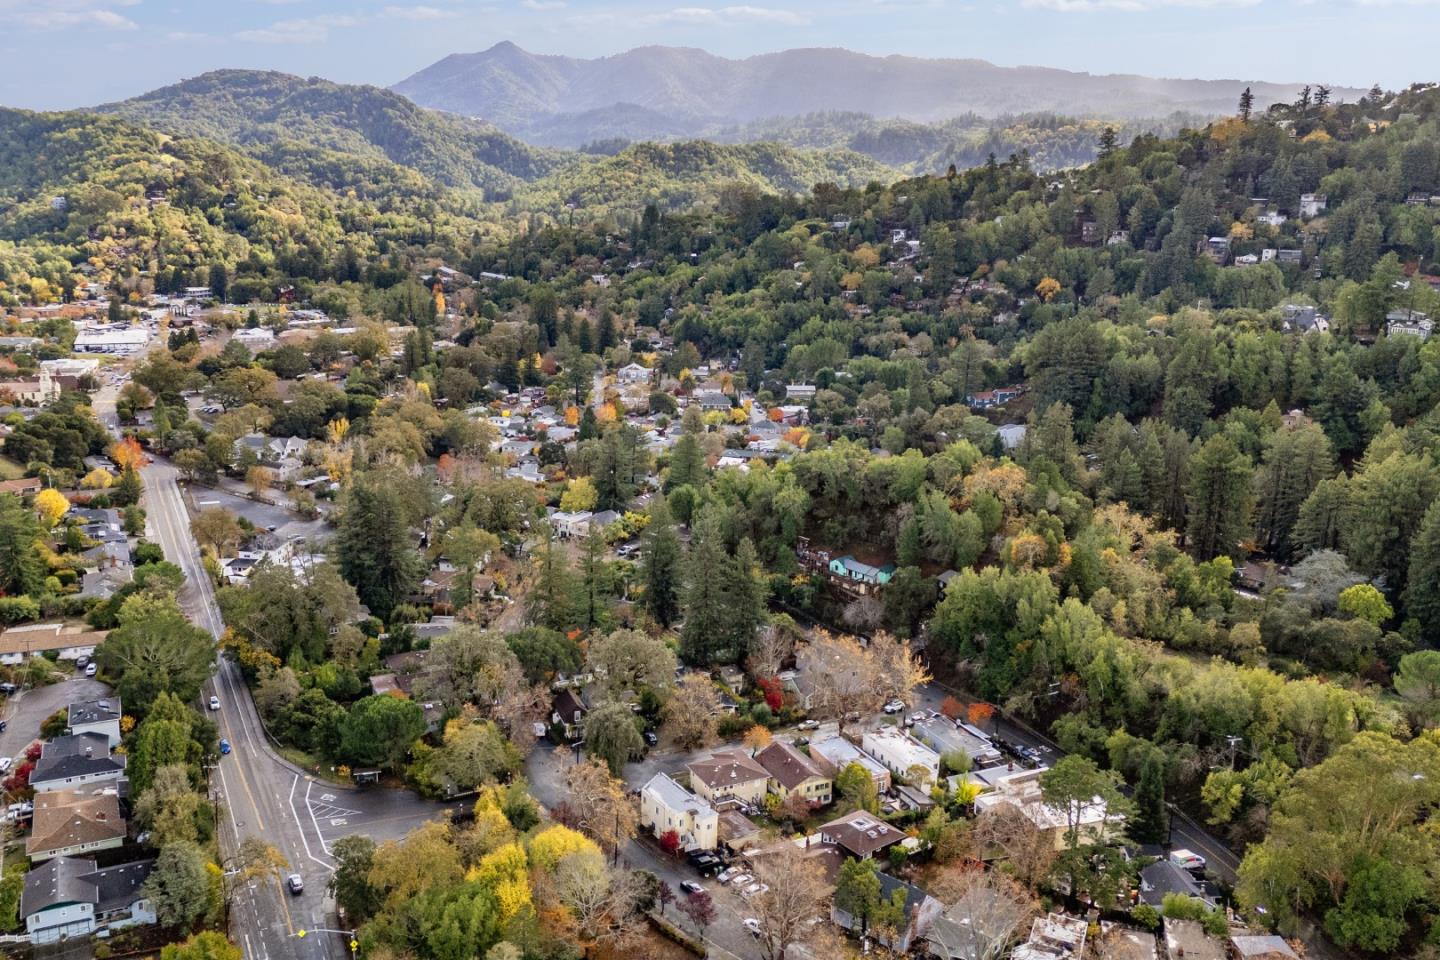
686,749,770,809
30,733,127,794
27,790,126,862
639,773,718,852
21,856,155,944
66,698,123,749
862,728,941,789
755,740,832,807
817,808,908,860
973,766,1124,849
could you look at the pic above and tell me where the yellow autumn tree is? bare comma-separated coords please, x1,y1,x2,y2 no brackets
109,437,145,471
34,489,69,528
468,843,531,924
527,824,601,873
1009,533,1049,570
81,468,115,490
1035,277,1061,303
326,417,350,446
433,286,446,317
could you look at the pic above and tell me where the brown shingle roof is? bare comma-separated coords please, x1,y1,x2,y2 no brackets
686,749,769,789
27,790,124,858
755,740,825,790
818,808,905,858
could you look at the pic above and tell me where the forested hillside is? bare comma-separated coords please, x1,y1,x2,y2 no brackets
98,70,574,198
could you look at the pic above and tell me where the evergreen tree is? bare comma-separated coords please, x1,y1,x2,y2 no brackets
730,537,768,651
680,508,732,664
666,433,706,492
1253,422,1335,561
577,529,612,632
0,493,43,596
527,533,577,632
593,424,643,511
335,471,426,623
1238,86,1255,121
1132,754,1168,844
578,406,599,441
577,318,594,354
597,308,616,352
1185,435,1253,561
896,513,923,569
114,465,143,507
1098,126,1118,158
207,263,228,302
642,499,682,627
1407,498,1440,638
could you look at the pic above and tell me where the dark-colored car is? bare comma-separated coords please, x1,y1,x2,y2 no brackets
679,881,704,896
287,874,304,895
644,730,659,747
219,739,231,755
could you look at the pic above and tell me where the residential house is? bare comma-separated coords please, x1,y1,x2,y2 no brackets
1203,237,1231,265
639,773,718,852
617,362,650,383
808,730,891,792
1139,859,1219,909
1299,193,1328,218
1281,304,1329,334
27,790,126,862
816,808,907,860
973,766,1123,849
551,510,594,539
1229,936,1299,960
21,856,155,945
786,383,818,401
694,389,732,412
966,385,1024,409
1387,309,1434,341
67,698,122,749
863,728,941,789
232,328,276,352
1013,914,1087,960
832,871,941,952
828,555,895,588
998,424,1028,451
717,809,762,852
686,749,771,809
1275,249,1304,265
550,689,588,739
1080,221,1101,244
927,877,1031,960
1098,927,1158,960
0,623,106,666
1163,919,1225,960
755,740,832,806
31,733,127,794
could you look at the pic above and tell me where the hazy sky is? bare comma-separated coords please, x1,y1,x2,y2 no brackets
0,0,1429,111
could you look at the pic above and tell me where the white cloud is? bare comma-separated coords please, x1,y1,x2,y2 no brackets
522,0,567,9
643,4,809,25
0,0,139,31
1020,0,1257,9
237,13,362,44
383,4,461,18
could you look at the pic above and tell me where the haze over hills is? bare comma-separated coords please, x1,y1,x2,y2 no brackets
393,42,1367,146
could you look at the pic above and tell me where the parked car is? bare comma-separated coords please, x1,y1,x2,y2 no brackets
679,881,704,895
76,655,89,669
1170,849,1207,872
741,883,769,899
208,695,221,711
219,739,231,755
644,730,658,747
743,918,762,936
287,874,304,895
717,867,741,884
0,758,11,774
726,873,752,887
882,699,905,714
792,736,809,746
0,682,15,695
797,719,820,730
84,663,97,677
909,712,926,725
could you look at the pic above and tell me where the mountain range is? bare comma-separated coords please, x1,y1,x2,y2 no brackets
393,42,1366,147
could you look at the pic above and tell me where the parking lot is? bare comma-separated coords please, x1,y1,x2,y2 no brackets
299,777,469,856
187,484,332,546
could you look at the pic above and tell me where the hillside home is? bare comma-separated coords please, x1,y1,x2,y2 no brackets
639,773,718,852
617,362,650,383
22,856,155,944
1387,309,1434,341
828,555,895,588
1299,193,1328,218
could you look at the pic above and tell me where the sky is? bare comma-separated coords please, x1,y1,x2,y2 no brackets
0,0,1432,111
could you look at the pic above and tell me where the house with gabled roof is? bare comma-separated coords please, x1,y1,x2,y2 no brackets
686,749,770,809
21,856,155,944
755,739,832,806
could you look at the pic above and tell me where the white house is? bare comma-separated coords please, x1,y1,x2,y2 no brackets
640,773,718,852
862,728,941,789
808,730,891,793
66,698,123,749
973,767,1124,850
617,362,650,383
232,328,276,352
551,510,594,539
0,623,106,666
30,733,126,794
22,856,155,945
1299,193,1328,218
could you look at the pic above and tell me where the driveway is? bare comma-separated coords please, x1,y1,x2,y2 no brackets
0,677,110,763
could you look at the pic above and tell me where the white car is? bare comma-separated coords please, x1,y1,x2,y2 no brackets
84,663,97,677
716,867,741,884
797,719,820,730
726,873,752,887
883,699,905,714
208,695,221,711
741,883,769,899
0,757,11,774
743,918,762,936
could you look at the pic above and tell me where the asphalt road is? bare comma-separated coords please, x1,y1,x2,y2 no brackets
93,379,448,960
0,677,110,764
